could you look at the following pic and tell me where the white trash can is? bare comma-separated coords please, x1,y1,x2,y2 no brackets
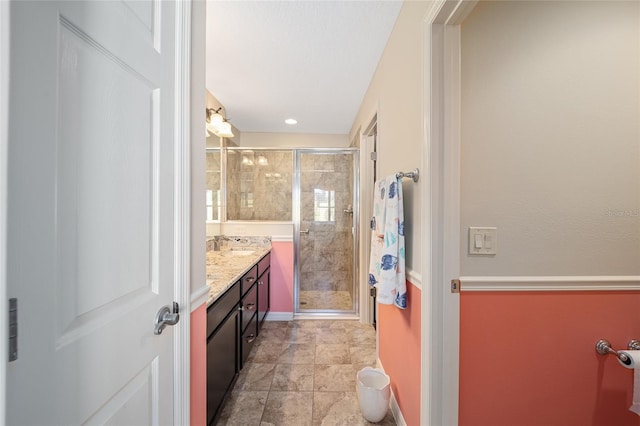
356,367,390,423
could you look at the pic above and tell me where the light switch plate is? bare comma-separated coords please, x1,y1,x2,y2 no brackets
468,227,497,255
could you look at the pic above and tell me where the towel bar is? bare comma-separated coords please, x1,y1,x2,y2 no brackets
396,168,419,182
595,339,640,365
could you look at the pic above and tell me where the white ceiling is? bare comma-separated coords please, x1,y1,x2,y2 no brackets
205,1,403,135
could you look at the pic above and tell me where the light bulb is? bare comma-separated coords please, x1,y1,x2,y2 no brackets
217,121,234,138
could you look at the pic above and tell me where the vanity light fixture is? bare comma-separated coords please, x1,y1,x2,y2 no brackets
206,107,235,138
285,118,298,125
216,120,234,138
241,155,254,166
257,155,268,166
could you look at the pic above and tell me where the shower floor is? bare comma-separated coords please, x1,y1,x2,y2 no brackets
299,290,353,311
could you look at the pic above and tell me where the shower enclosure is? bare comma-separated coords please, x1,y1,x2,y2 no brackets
294,149,359,314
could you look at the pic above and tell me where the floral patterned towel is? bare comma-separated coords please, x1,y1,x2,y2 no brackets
368,175,407,309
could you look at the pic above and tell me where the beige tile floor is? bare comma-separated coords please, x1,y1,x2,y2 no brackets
299,291,353,311
217,319,396,426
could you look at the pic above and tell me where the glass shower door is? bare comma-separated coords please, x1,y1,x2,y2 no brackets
296,151,357,313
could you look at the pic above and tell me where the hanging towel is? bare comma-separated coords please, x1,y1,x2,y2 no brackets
368,175,407,309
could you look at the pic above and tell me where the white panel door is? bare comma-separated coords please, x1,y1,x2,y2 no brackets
7,1,178,424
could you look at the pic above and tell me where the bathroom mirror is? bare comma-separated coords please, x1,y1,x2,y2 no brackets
205,134,221,223
226,149,293,221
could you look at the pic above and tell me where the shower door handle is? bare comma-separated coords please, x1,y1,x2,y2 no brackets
300,229,310,234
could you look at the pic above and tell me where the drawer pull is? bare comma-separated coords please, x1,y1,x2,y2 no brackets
245,277,255,283
246,334,256,344
238,303,255,311
258,280,264,286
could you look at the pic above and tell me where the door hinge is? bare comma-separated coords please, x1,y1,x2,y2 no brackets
9,298,17,361
370,152,377,161
451,279,461,293
370,287,377,297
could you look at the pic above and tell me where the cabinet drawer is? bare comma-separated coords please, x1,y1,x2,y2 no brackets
257,252,271,276
240,265,258,295
207,281,240,337
240,313,258,368
240,283,257,333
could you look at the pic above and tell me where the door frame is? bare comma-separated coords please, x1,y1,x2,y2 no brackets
358,111,378,325
0,1,192,423
174,1,193,424
421,1,477,425
0,0,9,421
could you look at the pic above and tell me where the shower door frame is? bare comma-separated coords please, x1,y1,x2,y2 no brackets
293,148,360,315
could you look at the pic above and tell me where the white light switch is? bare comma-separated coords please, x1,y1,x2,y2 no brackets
469,227,497,255
474,234,483,249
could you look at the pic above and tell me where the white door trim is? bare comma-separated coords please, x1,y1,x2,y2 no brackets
421,1,477,425
359,111,377,324
174,1,192,424
0,0,9,422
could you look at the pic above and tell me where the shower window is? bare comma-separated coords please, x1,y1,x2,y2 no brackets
227,149,293,221
313,189,336,222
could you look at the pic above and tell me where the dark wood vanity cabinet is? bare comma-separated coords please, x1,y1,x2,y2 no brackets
206,281,240,426
207,251,271,425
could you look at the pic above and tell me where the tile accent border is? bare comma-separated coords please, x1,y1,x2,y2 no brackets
459,276,640,292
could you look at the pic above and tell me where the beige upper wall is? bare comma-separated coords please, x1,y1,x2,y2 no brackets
240,132,349,148
350,1,430,274
460,1,640,276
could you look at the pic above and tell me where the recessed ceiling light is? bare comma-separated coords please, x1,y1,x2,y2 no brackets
285,118,298,125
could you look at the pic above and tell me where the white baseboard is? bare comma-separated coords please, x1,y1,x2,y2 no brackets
376,358,407,426
264,312,294,321
390,391,407,426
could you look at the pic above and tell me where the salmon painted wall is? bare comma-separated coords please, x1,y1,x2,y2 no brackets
379,281,421,425
190,304,207,426
270,241,294,314
459,291,640,426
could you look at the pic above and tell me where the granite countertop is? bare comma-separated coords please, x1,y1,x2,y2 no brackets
205,238,271,306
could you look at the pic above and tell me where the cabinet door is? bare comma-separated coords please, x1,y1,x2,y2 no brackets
258,268,270,325
207,310,238,425
241,313,258,369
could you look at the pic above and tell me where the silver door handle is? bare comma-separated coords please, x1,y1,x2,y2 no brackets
154,302,180,335
300,229,310,234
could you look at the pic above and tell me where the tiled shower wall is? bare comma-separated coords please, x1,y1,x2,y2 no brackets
299,153,354,293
